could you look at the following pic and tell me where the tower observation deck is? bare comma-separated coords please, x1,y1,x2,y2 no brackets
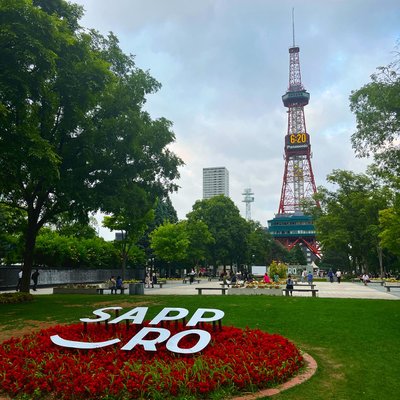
268,21,320,260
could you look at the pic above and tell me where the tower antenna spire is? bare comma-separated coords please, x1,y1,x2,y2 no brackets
292,8,295,47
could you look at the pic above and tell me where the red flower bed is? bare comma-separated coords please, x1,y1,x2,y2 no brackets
0,322,304,399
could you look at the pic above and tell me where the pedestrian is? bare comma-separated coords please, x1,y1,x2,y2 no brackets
286,274,294,296
31,269,40,291
336,270,342,284
116,276,123,293
263,272,271,283
273,273,280,283
109,276,117,294
16,269,23,291
362,273,369,286
145,273,151,288
301,269,307,283
151,272,157,288
328,269,334,283
307,271,313,284
189,269,195,284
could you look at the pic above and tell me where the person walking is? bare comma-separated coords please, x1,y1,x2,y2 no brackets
307,271,313,285
328,269,334,283
336,270,342,284
31,269,40,291
151,272,157,288
145,273,151,288
16,269,23,291
301,269,307,283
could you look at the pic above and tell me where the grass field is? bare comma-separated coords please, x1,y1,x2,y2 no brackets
1,294,399,399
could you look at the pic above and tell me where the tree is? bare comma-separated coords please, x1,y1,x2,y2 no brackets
185,219,214,269
187,195,248,271
150,221,189,275
0,1,182,291
103,204,154,279
247,221,273,266
379,203,400,258
350,44,400,177
288,244,307,265
314,170,392,273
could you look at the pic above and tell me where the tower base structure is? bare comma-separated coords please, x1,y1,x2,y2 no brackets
267,212,321,261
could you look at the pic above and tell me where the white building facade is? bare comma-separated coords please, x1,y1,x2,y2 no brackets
203,167,229,199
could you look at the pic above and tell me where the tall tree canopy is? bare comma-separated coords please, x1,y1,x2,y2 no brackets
186,195,248,270
350,45,400,178
314,170,392,273
0,0,182,291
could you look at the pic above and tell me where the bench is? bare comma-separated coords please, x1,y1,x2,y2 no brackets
294,283,316,290
283,288,319,297
183,278,201,284
151,282,164,288
384,285,400,292
196,287,228,295
369,280,385,286
96,287,126,295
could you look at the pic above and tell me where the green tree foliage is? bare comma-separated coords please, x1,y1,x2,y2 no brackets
0,1,182,291
314,170,392,273
150,222,189,265
185,219,214,268
187,196,248,270
103,206,154,278
350,45,400,177
268,260,287,279
288,244,307,265
53,214,98,239
379,204,400,258
34,229,118,268
247,221,273,266
0,204,25,264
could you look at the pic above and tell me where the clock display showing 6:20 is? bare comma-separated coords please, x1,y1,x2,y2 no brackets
289,133,309,145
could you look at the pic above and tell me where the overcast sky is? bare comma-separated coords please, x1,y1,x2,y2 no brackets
73,0,400,239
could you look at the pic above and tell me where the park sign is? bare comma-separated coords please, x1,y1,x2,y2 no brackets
50,307,224,354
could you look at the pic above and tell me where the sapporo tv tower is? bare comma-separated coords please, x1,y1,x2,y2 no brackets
268,12,321,261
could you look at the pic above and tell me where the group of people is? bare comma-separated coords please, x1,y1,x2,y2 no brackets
301,269,315,284
144,272,158,288
16,268,40,291
326,269,342,283
107,276,123,294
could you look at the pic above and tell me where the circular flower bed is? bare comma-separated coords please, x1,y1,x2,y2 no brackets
0,322,304,399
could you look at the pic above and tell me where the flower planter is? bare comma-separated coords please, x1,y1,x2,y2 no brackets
229,287,283,296
53,288,98,295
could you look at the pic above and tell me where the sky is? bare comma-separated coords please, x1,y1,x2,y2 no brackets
73,0,400,240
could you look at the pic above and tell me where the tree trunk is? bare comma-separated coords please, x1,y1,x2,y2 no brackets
21,220,39,293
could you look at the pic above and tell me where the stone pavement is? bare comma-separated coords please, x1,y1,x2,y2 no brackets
7,280,400,299
143,280,400,299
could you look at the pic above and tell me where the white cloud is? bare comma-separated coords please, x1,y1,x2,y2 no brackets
75,0,399,235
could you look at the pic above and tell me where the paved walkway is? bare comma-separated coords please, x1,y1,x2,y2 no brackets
6,280,400,300
143,280,400,299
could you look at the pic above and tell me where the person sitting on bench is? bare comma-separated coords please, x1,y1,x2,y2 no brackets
108,276,117,294
286,274,294,296
116,276,123,293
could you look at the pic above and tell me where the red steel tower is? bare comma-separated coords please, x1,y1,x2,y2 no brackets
268,27,321,260
278,44,318,213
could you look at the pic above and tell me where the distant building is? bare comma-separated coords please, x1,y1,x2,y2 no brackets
203,167,229,199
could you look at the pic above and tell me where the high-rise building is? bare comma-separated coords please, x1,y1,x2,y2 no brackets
203,167,229,199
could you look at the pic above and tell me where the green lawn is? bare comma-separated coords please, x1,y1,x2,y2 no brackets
1,294,399,400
